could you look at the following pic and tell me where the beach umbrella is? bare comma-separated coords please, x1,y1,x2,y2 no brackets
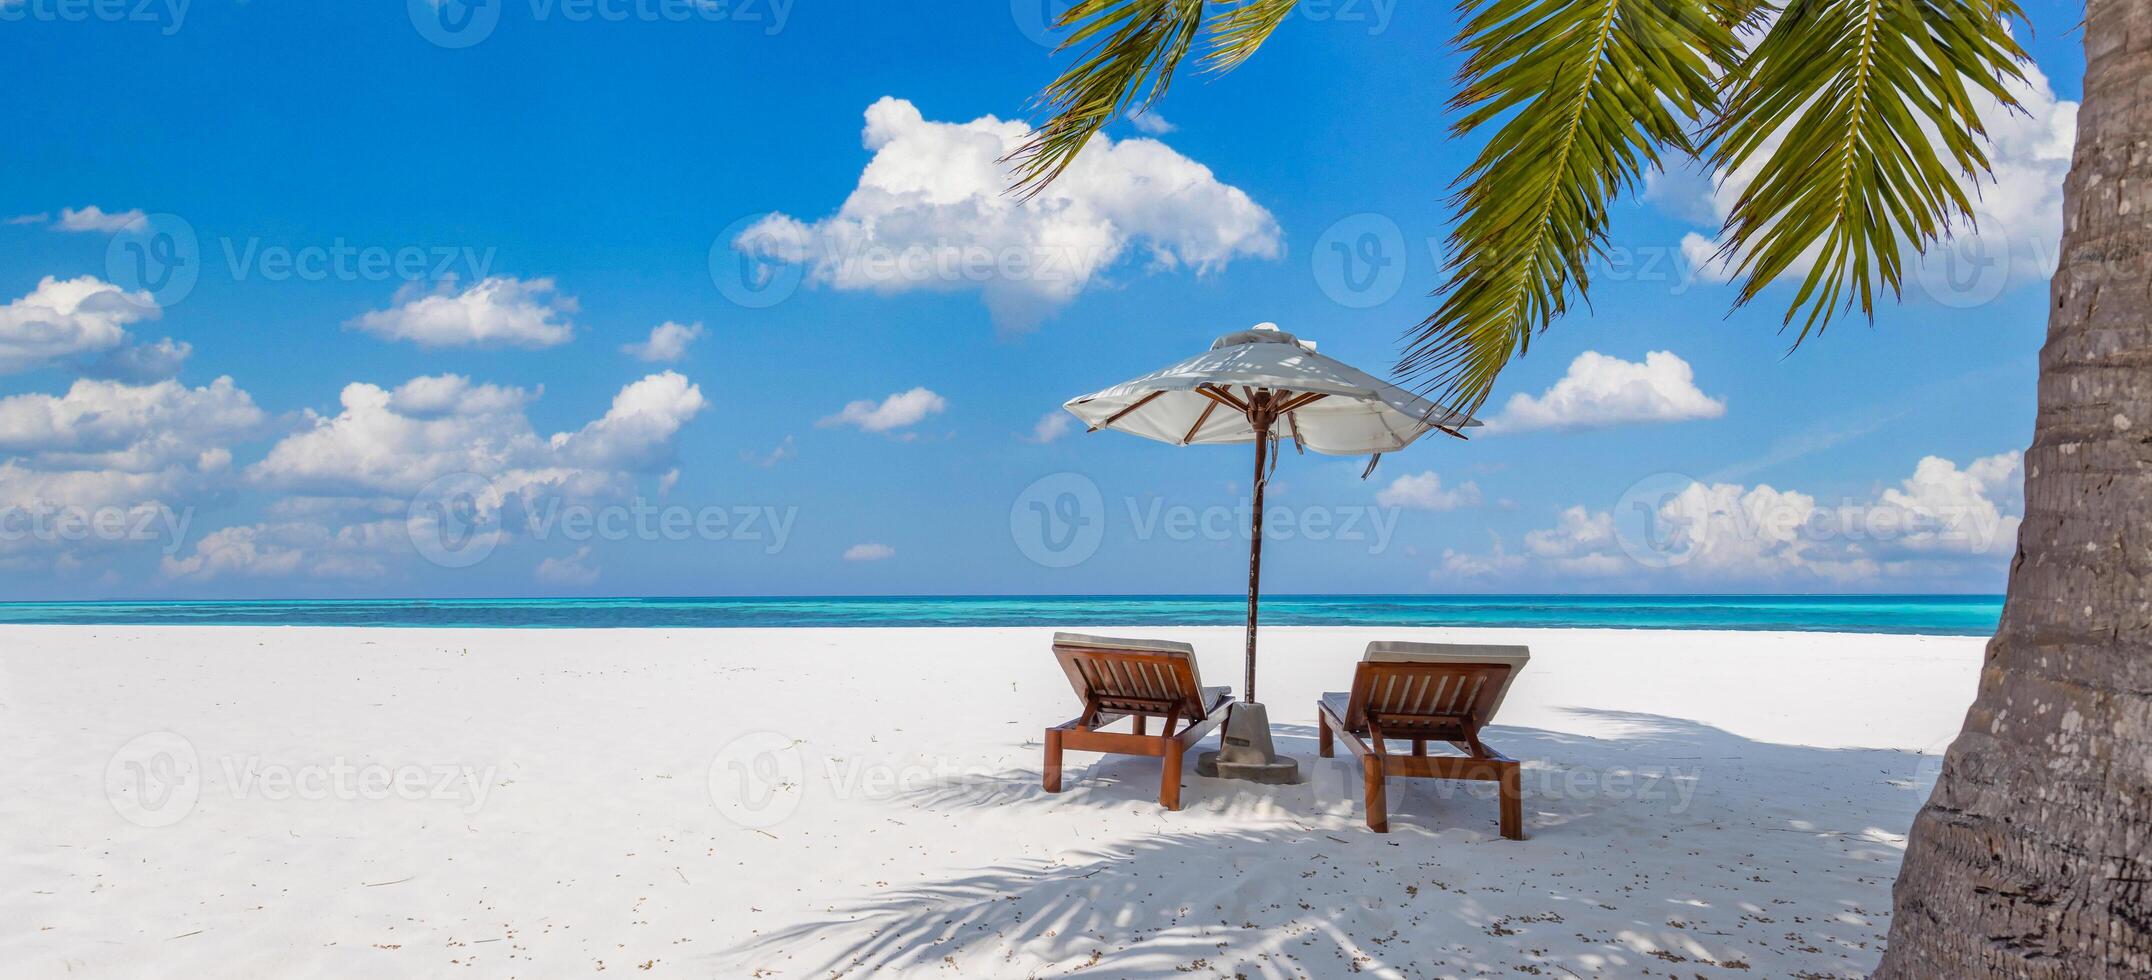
1064,323,1477,780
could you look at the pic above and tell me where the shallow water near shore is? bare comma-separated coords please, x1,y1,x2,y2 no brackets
0,593,2001,634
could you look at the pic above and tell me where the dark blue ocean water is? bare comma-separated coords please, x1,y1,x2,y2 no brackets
0,595,2003,635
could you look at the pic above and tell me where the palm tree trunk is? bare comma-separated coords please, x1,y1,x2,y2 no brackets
1878,2,2152,974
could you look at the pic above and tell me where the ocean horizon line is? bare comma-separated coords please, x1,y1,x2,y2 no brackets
0,594,2005,636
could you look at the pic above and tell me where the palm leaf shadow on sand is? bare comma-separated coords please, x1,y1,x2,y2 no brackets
715,711,1937,978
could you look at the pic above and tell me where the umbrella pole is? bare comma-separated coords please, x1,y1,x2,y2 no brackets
1243,401,1274,704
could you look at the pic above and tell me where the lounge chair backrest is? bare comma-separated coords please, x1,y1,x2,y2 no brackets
1343,641,1530,734
1052,632,1208,719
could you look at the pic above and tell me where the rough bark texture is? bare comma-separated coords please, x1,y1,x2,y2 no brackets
1878,1,2152,975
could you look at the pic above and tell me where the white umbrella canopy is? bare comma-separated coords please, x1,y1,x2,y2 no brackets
1064,324,1478,457
1061,323,1478,781
1060,322,1480,773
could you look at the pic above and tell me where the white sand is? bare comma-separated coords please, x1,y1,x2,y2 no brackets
0,625,1983,978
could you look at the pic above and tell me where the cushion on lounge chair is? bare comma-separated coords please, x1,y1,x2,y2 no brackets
1052,632,1196,657
1363,641,1529,718
1051,633,1213,715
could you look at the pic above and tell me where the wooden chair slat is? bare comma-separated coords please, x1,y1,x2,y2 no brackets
1046,638,1233,811
1318,655,1527,839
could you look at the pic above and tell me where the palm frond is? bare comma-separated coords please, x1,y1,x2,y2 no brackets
1207,0,1300,71
1706,0,2028,342
1006,0,1210,199
1399,0,1736,415
1006,1,1300,198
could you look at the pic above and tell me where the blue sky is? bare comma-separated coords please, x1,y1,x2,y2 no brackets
0,0,2081,598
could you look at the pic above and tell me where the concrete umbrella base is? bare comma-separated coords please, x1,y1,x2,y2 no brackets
1195,701,1303,785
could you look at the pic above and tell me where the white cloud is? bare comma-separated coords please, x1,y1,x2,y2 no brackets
0,276,159,374
53,205,148,233
819,386,946,434
843,542,895,561
1437,453,2023,588
1488,351,1725,433
161,520,403,582
5,213,49,226
1375,470,1483,511
1656,61,2076,294
553,371,709,471
535,546,601,586
0,375,265,568
0,376,265,473
1128,110,1176,135
740,435,796,468
77,336,192,382
1025,411,1074,444
622,320,703,362
250,371,705,499
348,276,577,348
733,97,1279,328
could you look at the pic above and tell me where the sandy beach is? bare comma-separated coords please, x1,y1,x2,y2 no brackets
0,625,1983,978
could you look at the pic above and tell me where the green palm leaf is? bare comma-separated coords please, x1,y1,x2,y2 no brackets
1707,0,2028,341
1007,1,1300,199
1398,0,1736,414
1007,0,1210,199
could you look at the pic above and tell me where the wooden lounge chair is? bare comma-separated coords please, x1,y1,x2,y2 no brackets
1317,641,1529,838
1044,632,1233,810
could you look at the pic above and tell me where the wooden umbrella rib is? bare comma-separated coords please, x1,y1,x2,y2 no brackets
1092,390,1165,431
1196,384,1249,413
1277,391,1329,414
1180,400,1219,445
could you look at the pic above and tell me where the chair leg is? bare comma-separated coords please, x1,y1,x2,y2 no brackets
1411,739,1426,757
1498,762,1523,840
1362,755,1388,833
1133,715,1147,736
1318,713,1334,758
1043,729,1064,794
1159,738,1184,811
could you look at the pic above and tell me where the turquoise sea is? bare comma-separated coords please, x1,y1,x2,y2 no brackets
0,594,2002,635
